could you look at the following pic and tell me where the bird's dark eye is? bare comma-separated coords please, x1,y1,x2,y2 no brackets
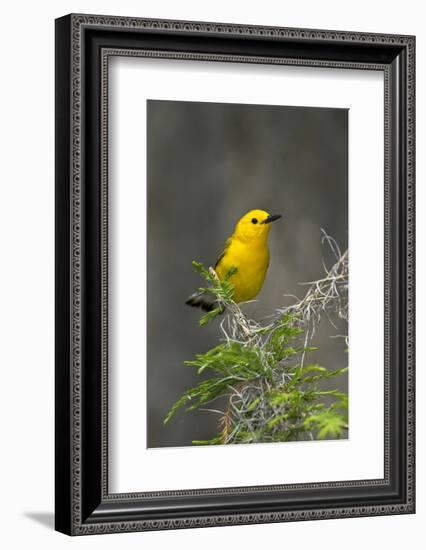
251,218,258,224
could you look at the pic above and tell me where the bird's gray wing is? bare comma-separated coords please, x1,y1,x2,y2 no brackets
214,237,232,270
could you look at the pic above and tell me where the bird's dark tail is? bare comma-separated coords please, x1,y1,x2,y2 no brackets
185,291,222,313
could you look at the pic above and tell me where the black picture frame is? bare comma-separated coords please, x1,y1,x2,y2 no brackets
55,13,415,535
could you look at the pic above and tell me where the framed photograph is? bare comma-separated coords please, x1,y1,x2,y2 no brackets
55,14,415,535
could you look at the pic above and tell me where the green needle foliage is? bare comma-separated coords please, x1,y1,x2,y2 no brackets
190,261,237,325
165,250,349,445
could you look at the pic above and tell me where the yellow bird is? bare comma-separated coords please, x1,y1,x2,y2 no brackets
186,209,282,311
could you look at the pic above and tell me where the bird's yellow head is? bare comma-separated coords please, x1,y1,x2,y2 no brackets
233,209,282,242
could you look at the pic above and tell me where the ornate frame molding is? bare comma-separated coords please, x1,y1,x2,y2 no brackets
55,14,415,535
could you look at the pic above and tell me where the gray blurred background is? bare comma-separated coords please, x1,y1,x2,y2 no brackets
147,100,348,448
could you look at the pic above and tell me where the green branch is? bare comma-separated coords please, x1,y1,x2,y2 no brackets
165,258,349,445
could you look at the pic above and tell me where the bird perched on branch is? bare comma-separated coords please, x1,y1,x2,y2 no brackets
186,209,282,312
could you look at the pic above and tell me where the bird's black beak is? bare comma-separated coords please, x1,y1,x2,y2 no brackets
261,214,282,224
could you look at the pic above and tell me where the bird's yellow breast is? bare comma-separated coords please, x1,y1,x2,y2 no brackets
215,237,270,303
